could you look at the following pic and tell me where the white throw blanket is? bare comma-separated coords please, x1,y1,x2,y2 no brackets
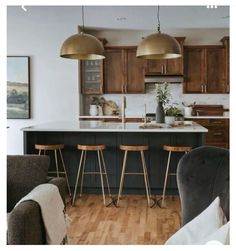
15,183,67,245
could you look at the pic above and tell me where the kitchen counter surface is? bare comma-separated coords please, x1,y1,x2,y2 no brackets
22,121,207,133
185,115,229,119
79,115,142,119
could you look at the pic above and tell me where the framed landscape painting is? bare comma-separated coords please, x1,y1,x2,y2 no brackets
7,56,30,119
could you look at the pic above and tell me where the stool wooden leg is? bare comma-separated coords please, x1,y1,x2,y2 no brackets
117,150,128,206
54,150,59,178
72,150,84,206
59,149,71,196
100,150,111,197
140,151,151,207
79,151,87,197
97,150,106,205
162,151,172,207
38,150,42,155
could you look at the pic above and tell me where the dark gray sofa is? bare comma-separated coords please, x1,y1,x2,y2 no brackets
177,146,229,226
7,155,68,245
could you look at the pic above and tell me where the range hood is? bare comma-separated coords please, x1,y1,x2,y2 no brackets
145,75,184,83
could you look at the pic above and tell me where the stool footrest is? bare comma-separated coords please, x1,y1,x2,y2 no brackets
83,172,107,175
124,172,145,175
48,171,66,174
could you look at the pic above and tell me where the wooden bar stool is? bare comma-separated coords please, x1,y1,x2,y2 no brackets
72,144,111,206
117,144,151,207
35,144,71,196
161,145,192,207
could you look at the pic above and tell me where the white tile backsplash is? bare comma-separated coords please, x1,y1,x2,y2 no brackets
82,84,229,116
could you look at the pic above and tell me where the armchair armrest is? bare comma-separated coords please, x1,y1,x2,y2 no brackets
8,201,46,244
47,177,67,204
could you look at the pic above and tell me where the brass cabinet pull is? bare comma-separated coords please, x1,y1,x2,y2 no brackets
201,85,204,93
204,85,207,93
213,132,223,136
161,65,164,74
227,85,229,93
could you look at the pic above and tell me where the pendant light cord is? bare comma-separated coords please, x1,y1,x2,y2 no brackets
157,6,161,33
82,6,85,32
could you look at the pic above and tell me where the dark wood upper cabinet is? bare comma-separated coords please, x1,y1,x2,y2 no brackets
126,48,146,93
80,60,104,94
146,37,185,75
206,48,225,93
221,36,230,93
183,47,205,93
104,48,125,93
184,45,227,94
104,46,145,94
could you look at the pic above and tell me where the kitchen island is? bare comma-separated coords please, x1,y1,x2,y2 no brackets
22,121,207,195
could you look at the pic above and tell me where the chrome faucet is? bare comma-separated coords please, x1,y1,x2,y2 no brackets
121,96,126,123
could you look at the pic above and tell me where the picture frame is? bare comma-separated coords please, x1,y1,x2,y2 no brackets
7,56,30,119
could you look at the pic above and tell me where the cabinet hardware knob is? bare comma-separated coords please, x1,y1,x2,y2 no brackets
213,132,223,136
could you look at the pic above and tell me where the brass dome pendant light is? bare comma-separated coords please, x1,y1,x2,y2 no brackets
60,6,105,60
136,6,181,59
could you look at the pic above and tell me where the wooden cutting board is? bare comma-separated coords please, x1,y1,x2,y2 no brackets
192,105,224,116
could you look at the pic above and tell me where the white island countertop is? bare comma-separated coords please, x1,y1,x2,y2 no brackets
22,121,208,133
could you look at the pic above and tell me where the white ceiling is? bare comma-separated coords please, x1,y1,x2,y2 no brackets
8,5,229,31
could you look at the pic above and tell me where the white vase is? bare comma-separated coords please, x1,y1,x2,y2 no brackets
184,107,192,117
89,105,98,116
165,116,175,124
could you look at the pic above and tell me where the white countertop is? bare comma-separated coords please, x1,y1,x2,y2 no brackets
22,121,208,133
79,115,141,119
185,115,229,119
80,115,230,119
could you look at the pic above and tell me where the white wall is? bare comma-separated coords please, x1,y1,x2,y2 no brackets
7,7,79,154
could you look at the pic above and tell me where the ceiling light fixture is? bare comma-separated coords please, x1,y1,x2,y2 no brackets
136,6,181,60
60,6,105,60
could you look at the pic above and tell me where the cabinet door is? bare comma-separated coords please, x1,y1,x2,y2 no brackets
166,37,185,75
126,49,145,93
104,48,125,93
221,37,229,93
183,47,205,93
146,59,166,74
81,60,104,94
146,37,185,75
206,48,226,93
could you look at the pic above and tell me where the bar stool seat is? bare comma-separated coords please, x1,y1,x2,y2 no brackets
35,143,71,196
161,145,192,207
163,145,192,152
119,144,149,151
117,144,151,207
77,144,106,151
73,144,111,206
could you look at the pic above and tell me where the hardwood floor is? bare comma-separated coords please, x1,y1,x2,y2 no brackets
66,195,181,245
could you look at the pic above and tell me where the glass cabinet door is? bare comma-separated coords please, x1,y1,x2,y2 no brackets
81,60,104,94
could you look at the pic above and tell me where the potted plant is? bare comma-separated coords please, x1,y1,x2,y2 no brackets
165,106,182,124
155,82,170,123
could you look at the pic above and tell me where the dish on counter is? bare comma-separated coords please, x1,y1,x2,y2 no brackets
171,121,193,127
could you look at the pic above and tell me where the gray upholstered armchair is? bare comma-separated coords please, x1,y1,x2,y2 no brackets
177,146,229,226
7,155,68,244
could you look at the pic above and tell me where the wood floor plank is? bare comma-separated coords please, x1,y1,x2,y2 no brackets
66,195,181,245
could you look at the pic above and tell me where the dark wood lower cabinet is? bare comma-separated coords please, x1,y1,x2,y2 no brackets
190,118,229,149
